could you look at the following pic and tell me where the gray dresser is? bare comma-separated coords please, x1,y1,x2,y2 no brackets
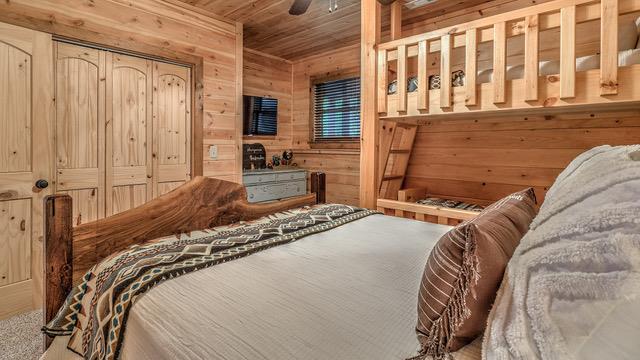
243,168,307,203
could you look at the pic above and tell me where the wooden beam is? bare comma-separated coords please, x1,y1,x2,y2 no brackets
600,0,618,95
440,34,452,108
359,0,381,209
377,49,388,113
417,40,429,111
390,1,402,40
464,29,477,106
397,44,408,112
560,5,576,99
524,14,539,101
493,22,506,104
43,195,73,350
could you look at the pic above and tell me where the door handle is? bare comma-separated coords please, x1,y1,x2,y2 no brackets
35,179,49,189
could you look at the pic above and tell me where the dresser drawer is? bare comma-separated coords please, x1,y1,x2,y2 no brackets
245,179,306,203
275,171,306,182
242,172,277,185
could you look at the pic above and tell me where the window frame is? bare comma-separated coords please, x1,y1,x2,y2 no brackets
310,75,361,147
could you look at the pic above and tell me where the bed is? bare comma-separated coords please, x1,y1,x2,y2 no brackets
40,175,481,360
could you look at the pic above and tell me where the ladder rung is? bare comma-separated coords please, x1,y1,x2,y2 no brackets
389,149,411,154
382,175,404,181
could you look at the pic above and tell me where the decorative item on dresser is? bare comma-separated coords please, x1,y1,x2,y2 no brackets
243,168,308,203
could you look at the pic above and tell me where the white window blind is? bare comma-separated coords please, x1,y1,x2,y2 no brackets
313,77,360,141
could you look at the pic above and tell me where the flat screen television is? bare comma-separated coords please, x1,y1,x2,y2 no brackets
243,96,278,136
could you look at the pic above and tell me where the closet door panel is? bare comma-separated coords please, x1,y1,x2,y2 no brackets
0,22,53,319
157,181,184,196
55,43,104,223
153,62,191,197
107,53,152,215
111,184,146,215
59,188,99,226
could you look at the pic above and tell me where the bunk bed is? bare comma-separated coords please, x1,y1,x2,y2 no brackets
370,0,640,224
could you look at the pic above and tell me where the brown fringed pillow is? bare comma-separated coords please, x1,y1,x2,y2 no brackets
414,188,538,359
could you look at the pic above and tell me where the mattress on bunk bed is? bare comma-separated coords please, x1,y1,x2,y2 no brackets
416,197,485,212
42,214,483,360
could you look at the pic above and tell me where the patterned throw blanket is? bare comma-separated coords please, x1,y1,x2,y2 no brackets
43,204,376,360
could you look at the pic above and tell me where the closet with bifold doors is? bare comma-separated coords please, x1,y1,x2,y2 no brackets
54,42,192,225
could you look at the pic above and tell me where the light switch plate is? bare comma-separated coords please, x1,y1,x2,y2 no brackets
209,145,218,159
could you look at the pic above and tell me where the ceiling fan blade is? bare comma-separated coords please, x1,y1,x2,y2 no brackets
377,0,398,5
289,0,313,15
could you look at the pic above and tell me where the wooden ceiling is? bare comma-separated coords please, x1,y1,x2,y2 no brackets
177,0,544,60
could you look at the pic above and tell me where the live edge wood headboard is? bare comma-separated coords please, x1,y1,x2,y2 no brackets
42,173,326,343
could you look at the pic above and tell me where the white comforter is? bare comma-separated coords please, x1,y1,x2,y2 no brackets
43,214,482,360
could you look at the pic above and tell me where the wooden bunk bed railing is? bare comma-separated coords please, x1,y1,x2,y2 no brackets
376,0,640,121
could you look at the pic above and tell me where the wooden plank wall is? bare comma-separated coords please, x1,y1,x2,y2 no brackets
292,45,362,206
0,0,243,183
404,110,640,205
243,45,362,205
242,48,293,158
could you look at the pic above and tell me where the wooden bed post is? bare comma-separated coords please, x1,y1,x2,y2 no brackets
311,172,326,204
43,195,73,349
359,0,381,209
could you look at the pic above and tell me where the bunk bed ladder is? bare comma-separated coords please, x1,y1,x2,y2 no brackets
378,120,418,199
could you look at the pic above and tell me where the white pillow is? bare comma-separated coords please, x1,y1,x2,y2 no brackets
618,17,639,51
619,48,640,66
539,60,560,76
483,145,640,360
506,64,523,80
477,68,493,83
576,54,600,71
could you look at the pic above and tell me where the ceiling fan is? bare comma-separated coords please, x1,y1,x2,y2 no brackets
288,0,399,16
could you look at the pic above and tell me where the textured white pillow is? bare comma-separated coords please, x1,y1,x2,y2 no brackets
483,145,640,360
477,68,493,83
619,48,640,66
618,17,639,51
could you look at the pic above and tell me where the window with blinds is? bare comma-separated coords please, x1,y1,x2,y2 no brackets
313,77,360,141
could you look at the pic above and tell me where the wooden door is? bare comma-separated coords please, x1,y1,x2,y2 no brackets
106,53,153,215
55,43,105,225
153,61,191,196
0,22,54,319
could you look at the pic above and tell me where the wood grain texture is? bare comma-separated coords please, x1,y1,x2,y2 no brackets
559,5,576,99
524,14,539,101
46,176,319,284
405,110,640,205
0,0,241,182
179,0,557,60
242,48,293,159
0,22,54,320
600,0,618,95
359,0,381,209
43,195,72,348
492,22,506,104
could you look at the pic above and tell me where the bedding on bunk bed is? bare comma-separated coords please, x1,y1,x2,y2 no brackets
415,197,484,212
42,206,483,360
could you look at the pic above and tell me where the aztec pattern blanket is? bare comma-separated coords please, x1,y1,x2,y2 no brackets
43,204,376,360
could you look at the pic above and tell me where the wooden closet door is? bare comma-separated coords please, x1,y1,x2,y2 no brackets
106,53,153,215
0,22,53,319
153,61,191,196
54,43,105,225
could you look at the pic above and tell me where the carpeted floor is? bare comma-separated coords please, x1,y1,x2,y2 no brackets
0,310,43,360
